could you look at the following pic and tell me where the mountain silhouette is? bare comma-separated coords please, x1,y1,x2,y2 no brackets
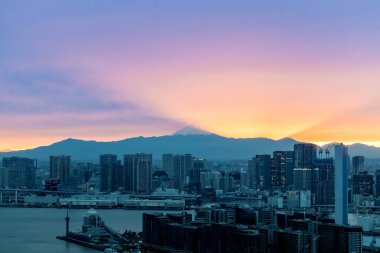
0,134,379,161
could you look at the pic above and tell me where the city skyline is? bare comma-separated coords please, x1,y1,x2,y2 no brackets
2,1,380,150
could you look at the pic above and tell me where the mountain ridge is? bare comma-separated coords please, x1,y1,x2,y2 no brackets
1,134,379,161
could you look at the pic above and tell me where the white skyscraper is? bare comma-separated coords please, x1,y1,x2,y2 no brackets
334,144,348,225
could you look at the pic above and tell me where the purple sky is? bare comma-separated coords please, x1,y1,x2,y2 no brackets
1,1,380,150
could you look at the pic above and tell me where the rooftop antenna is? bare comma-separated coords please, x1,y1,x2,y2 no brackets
318,149,323,159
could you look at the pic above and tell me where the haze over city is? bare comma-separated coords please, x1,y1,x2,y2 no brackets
1,1,380,151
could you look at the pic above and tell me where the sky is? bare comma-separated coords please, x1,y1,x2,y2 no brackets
1,1,380,150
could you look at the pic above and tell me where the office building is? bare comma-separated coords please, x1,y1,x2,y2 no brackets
162,154,174,178
173,154,193,191
353,171,373,196
124,153,152,194
272,151,295,190
293,144,317,192
376,170,380,197
314,158,334,205
50,155,71,183
99,154,118,192
334,144,348,225
352,156,365,175
1,157,36,188
189,158,206,193
248,155,272,190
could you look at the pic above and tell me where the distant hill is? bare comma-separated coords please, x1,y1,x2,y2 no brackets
1,134,379,161
0,134,298,161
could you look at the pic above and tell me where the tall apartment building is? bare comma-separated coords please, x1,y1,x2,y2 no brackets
173,154,193,191
162,154,174,178
99,154,118,192
50,155,71,183
124,153,152,194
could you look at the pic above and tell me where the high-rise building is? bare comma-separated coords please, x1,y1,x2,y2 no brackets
188,158,206,193
248,155,272,190
1,157,36,188
173,154,193,191
50,155,71,183
314,158,334,205
376,170,380,197
334,144,349,225
352,156,365,175
248,159,257,189
184,154,193,175
353,171,373,196
99,154,118,192
293,144,317,192
124,153,152,194
162,154,174,178
272,151,294,190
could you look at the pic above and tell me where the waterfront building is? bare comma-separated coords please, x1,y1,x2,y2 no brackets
50,155,71,183
58,208,127,251
99,154,118,192
334,144,349,225
1,157,36,188
142,212,266,253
